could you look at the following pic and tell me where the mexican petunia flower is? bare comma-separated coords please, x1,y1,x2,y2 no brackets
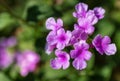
16,50,40,76
45,2,116,71
46,17,63,31
70,41,92,70
92,34,117,55
0,48,13,69
50,50,70,69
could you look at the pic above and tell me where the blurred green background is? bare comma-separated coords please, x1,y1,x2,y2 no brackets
0,0,120,81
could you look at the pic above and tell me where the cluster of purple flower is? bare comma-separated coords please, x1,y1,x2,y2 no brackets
0,37,16,69
45,3,117,70
0,37,40,77
15,50,40,76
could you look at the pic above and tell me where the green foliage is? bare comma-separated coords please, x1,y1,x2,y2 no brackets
96,19,115,36
0,72,11,81
0,13,15,30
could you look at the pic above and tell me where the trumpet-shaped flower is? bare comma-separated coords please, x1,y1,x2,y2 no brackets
70,41,92,70
56,28,72,49
92,34,116,55
50,50,70,69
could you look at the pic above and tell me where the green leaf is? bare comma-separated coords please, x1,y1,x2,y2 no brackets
17,25,35,50
99,66,112,81
96,19,115,36
114,31,120,50
111,11,120,23
86,54,95,71
9,66,19,79
0,13,15,30
44,62,69,80
0,72,11,81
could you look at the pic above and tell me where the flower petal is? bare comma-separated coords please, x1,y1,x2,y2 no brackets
92,34,104,54
57,28,65,35
46,17,56,30
104,44,117,55
83,51,92,60
57,18,63,27
46,31,56,45
85,25,95,34
45,43,55,55
102,36,111,45
78,18,86,27
65,31,72,44
63,61,70,69
72,58,87,70
50,59,61,69
75,3,88,14
56,42,65,50
80,32,88,40
70,50,77,59
86,10,98,25
94,7,105,19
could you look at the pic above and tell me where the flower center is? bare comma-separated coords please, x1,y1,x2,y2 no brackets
58,35,66,42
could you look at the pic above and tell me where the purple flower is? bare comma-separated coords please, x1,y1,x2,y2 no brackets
75,9,99,33
94,7,105,19
56,28,72,49
75,18,95,35
0,48,13,69
50,50,70,69
73,3,98,24
73,3,88,18
70,27,88,45
16,50,40,76
86,10,98,25
72,58,87,70
70,41,92,70
0,37,17,48
6,36,17,47
45,2,115,71
0,38,7,47
46,17,63,31
46,28,72,51
73,10,98,35
92,34,117,55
